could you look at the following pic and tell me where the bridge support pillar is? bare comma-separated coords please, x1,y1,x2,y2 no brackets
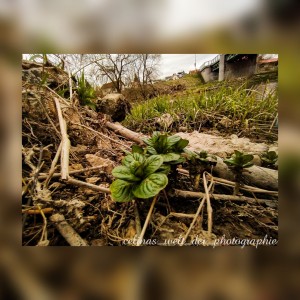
218,54,225,81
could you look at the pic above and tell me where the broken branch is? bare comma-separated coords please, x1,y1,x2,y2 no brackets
54,97,70,180
50,213,88,246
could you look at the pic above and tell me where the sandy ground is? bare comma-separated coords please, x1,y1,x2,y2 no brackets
176,131,278,158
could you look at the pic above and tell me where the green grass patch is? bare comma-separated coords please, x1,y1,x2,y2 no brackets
123,79,278,137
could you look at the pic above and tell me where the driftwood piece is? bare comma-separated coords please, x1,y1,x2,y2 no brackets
50,213,88,246
105,121,145,145
214,157,278,191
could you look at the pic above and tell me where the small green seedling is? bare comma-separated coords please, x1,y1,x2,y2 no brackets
110,153,168,202
77,72,97,110
261,151,278,169
224,150,254,195
186,150,217,190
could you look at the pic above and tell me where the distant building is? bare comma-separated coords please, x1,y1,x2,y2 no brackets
165,71,186,80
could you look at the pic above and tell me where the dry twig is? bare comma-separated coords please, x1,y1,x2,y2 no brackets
180,180,214,246
137,194,159,246
50,213,88,246
54,97,70,179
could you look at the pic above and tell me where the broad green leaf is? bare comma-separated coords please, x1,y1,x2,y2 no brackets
172,139,189,152
224,158,237,166
268,151,278,160
160,153,181,162
262,151,278,164
132,144,144,154
130,161,144,177
132,173,168,199
157,164,171,174
156,135,168,153
242,154,254,165
234,150,243,157
242,162,253,168
146,146,158,155
112,166,141,182
166,135,181,149
110,179,135,202
122,153,145,167
143,131,160,146
143,155,164,177
169,157,186,165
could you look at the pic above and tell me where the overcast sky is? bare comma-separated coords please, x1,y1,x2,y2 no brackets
159,54,218,78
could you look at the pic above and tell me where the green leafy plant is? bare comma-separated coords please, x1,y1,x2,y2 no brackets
261,151,278,168
77,72,97,110
224,150,253,195
142,132,189,164
186,150,217,189
110,153,168,202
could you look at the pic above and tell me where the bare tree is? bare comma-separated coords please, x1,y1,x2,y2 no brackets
137,54,161,85
91,54,138,93
133,54,161,99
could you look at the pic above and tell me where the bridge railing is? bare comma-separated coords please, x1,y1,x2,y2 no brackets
199,55,220,71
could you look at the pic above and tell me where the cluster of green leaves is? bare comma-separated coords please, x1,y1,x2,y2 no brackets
142,132,189,164
110,153,168,202
224,150,254,195
110,132,189,202
77,72,97,110
261,151,278,168
186,150,217,175
224,150,254,170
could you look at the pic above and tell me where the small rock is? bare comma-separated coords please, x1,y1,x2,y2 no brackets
96,93,131,122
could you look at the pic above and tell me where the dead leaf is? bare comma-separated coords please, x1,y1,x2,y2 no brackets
85,154,115,173
69,163,84,171
86,177,100,184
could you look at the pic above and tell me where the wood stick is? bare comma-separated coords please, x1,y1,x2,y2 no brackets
73,122,131,150
177,168,278,196
44,142,62,187
36,205,49,246
105,121,145,145
206,174,278,196
180,181,214,246
54,97,70,180
22,208,53,214
137,194,158,246
66,177,110,194
203,173,213,236
39,165,108,179
67,65,73,103
133,200,142,237
173,189,276,205
50,213,88,246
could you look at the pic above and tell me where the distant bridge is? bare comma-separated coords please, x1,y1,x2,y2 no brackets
199,54,241,72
